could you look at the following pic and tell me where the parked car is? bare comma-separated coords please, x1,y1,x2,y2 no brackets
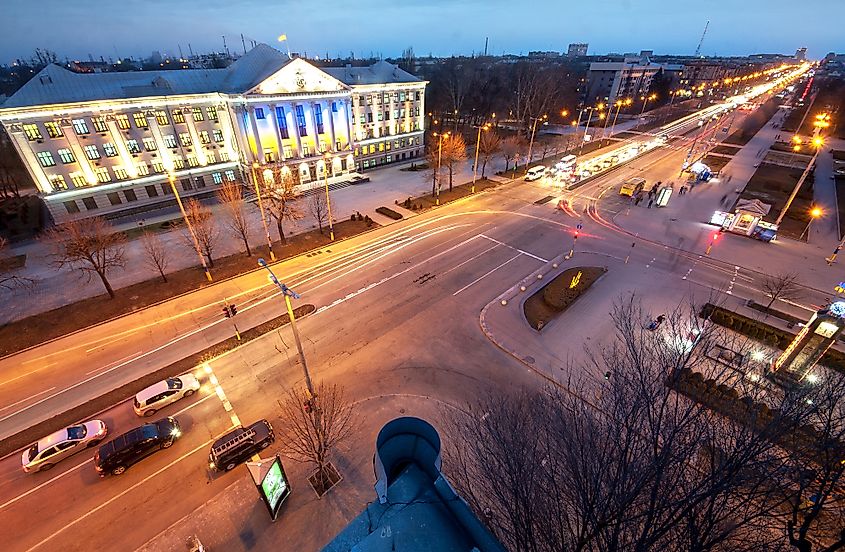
208,419,275,472
133,373,200,417
619,177,647,197
22,420,108,473
94,417,181,476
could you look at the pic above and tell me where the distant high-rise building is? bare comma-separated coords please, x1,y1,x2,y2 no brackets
795,47,807,61
567,43,588,57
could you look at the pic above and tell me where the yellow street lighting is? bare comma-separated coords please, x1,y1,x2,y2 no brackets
811,207,823,218
793,145,802,152
561,109,569,117
812,136,824,147
792,135,802,144
571,120,577,126
599,113,606,120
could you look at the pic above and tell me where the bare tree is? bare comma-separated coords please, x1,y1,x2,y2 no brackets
442,134,467,192
277,382,358,493
501,135,523,174
0,236,35,292
140,231,170,283
217,180,252,256
478,129,502,178
183,199,218,268
762,272,803,312
309,192,329,235
44,217,126,298
262,164,304,245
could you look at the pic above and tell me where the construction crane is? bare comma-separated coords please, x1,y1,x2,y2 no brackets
694,20,710,58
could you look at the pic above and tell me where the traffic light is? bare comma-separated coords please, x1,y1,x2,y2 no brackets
222,304,237,318
229,304,237,316
712,232,720,241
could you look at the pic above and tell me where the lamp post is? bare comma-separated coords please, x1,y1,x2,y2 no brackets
433,131,449,205
322,153,335,241
168,172,212,282
579,107,595,156
799,206,823,241
251,161,275,261
258,258,314,397
608,99,628,139
775,134,824,226
471,123,490,194
525,114,548,175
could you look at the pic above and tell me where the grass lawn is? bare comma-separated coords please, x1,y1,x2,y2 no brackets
702,155,731,173
0,218,376,356
401,178,498,210
724,97,781,146
741,163,815,239
781,101,812,133
711,144,741,156
523,266,606,330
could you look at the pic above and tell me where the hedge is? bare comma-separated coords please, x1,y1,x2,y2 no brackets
375,206,403,220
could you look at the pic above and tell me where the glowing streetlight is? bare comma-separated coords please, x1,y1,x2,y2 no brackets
471,123,491,193
800,206,823,240
321,153,335,241
251,161,275,261
525,114,548,176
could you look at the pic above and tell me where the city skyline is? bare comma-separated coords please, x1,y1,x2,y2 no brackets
4,0,841,63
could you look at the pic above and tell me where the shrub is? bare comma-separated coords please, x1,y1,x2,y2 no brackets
375,206,403,220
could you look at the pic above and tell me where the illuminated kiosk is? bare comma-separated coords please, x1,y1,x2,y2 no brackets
710,198,778,242
246,455,291,521
768,301,845,385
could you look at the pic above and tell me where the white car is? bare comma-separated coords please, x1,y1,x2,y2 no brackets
133,374,201,417
22,420,108,473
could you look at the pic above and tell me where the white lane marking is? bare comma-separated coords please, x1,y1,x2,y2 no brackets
440,243,501,277
453,254,523,296
84,333,129,353
202,363,241,428
0,387,57,413
726,266,739,295
24,430,234,552
85,351,143,375
0,458,91,512
478,234,549,262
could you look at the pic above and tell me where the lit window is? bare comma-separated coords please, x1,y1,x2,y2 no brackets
36,151,55,167
48,174,68,190
58,148,75,164
275,107,289,139
179,132,192,146
173,158,185,169
295,105,307,136
163,135,177,148
199,131,210,144
72,119,90,135
126,139,141,154
171,110,186,124
143,138,157,151
219,151,230,162
187,156,199,167
115,114,131,130
114,167,129,180
331,102,338,113
255,107,266,120
206,106,218,121
44,121,63,138
23,124,43,140
192,107,204,122
91,117,108,132
70,173,88,187
103,143,118,157
152,162,165,173
225,170,236,181
136,162,149,176
206,152,216,163
314,104,324,133
213,129,224,143
359,115,366,124
155,111,169,125
84,145,101,160
377,112,383,121
212,173,223,184
133,113,148,128
399,92,406,102
95,167,111,183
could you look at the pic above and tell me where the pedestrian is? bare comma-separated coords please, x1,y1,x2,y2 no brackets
679,185,687,195
647,198,654,208
635,194,643,206
727,174,732,183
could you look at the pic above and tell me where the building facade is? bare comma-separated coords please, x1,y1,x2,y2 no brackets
0,44,426,223
586,57,661,104
567,43,589,57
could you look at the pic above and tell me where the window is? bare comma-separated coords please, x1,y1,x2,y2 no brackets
58,148,75,164
213,129,224,143
384,111,390,120
70,173,88,187
107,192,122,205
314,104,324,134
331,101,338,113
114,167,129,180
181,178,193,191
199,131,210,144
378,142,385,152
161,183,173,195
385,141,391,151
377,112,383,122
219,151,230,162
124,189,138,202
91,116,108,132
359,115,366,124
212,172,223,184
95,167,111,183
367,113,373,123
136,162,149,176
295,105,307,136
274,107,289,139
143,138,157,151
145,185,159,197
133,113,148,128
48,174,68,190
163,135,177,148
206,106,218,121
44,121,63,138
393,109,399,119
399,91,406,102
23,124,43,140
195,176,206,188
115,114,131,130
225,170,236,181
179,133,192,146
206,152,216,163
173,158,185,169
84,144,101,160
192,107,204,122
82,197,98,210
187,156,199,168
63,200,80,214
154,111,168,125
126,139,141,154
283,146,293,158
171,110,185,124
103,143,118,157
254,107,265,120
36,151,55,167
152,162,165,173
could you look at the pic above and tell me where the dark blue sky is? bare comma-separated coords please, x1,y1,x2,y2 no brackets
4,0,842,63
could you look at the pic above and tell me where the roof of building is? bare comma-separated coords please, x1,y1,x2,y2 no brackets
323,60,423,85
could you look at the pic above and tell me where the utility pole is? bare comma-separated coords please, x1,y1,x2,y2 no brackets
471,123,489,193
525,114,547,176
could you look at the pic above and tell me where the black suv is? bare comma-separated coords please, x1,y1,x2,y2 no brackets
94,417,181,476
209,419,274,472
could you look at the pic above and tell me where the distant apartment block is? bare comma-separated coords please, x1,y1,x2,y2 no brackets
585,56,661,104
795,47,807,62
567,43,589,57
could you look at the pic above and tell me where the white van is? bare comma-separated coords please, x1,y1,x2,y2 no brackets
525,166,547,181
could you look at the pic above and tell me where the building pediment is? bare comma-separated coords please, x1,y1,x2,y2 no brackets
250,58,349,96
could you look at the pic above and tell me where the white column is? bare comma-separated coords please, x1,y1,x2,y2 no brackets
269,103,286,161
248,106,263,163
291,103,303,157
226,105,251,165
326,101,337,152
344,100,354,148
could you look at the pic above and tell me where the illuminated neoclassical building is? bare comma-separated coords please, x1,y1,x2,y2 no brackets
0,44,426,223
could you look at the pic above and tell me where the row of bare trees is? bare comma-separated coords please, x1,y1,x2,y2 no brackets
445,297,845,552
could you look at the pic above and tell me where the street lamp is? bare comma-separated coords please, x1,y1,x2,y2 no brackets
321,153,335,241
251,161,275,261
608,99,627,139
775,135,824,226
433,131,450,205
799,206,823,240
471,123,491,193
525,114,548,176
579,107,597,156
168,172,212,282
258,258,314,398
639,93,657,117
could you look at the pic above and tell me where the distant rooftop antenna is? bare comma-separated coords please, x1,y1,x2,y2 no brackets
694,20,709,58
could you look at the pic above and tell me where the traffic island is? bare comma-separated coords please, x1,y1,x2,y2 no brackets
523,266,606,331
397,178,498,211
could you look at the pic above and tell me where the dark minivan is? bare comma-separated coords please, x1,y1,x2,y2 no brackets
209,419,274,472
94,417,181,476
